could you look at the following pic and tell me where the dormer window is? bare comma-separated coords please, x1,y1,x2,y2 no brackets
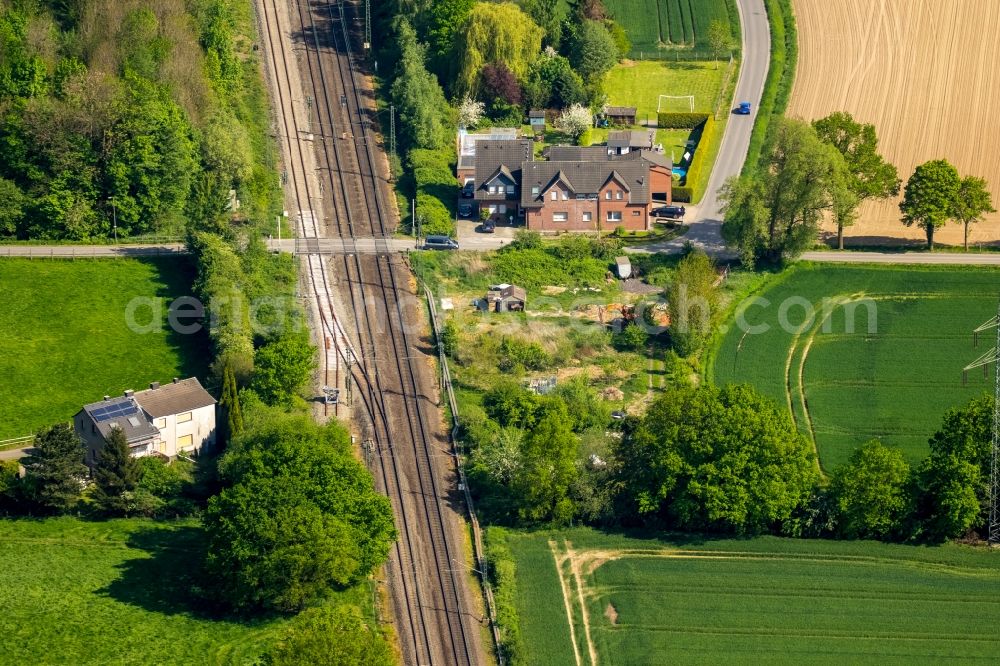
605,191,611,200
532,186,540,196
561,190,568,200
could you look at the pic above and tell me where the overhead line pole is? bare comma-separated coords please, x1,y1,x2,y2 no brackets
963,302,1000,545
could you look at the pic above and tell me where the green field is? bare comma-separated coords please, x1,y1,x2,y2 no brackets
0,517,318,663
605,0,736,55
709,264,1000,471
0,258,209,441
502,528,1000,665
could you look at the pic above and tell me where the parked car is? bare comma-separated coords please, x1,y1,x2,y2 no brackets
653,205,687,219
479,219,496,234
734,101,752,115
423,235,459,250
458,202,474,218
461,181,475,198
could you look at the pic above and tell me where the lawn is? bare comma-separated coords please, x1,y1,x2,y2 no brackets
501,527,1000,665
0,517,325,664
708,263,1000,471
0,258,209,441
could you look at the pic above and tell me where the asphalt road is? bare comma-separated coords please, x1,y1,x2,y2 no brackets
681,0,771,253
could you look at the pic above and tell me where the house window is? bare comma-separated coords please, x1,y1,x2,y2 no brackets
532,186,540,196
177,411,192,423
607,211,622,222
506,185,515,195
498,204,507,214
552,212,568,222
489,185,497,194
582,212,592,222
605,191,611,200
616,190,623,200
178,434,194,450
155,418,166,429
633,210,641,216
561,191,568,200
551,191,557,200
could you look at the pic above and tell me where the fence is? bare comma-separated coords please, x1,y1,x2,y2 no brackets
629,48,737,62
423,283,505,666
0,435,33,452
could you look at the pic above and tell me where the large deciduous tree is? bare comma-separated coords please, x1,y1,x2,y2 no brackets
667,248,718,356
613,384,817,534
568,19,617,83
525,50,586,110
204,416,395,612
707,19,735,68
720,118,852,266
899,158,961,249
425,0,474,75
251,331,317,407
21,423,88,513
951,175,995,251
454,2,543,96
830,440,910,540
518,0,567,49
812,111,900,249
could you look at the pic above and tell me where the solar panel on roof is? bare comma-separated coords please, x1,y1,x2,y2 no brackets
93,400,136,422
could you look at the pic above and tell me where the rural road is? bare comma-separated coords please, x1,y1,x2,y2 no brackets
678,0,771,253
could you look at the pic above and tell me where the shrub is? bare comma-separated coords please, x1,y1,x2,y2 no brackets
672,186,694,203
683,116,716,188
656,112,711,129
484,528,526,665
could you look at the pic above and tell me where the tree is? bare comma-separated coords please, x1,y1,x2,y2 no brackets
205,416,395,612
525,50,586,109
0,178,25,236
518,0,567,49
951,175,995,251
510,402,579,523
604,20,630,61
899,159,961,249
553,377,611,432
911,395,993,542
20,423,87,513
263,605,393,666
251,331,317,406
707,19,735,68
812,112,900,249
570,0,607,21
614,384,817,534
219,363,244,446
479,62,523,111
92,427,141,516
667,249,718,356
720,118,852,266
830,440,910,540
425,0,475,74
568,20,617,83
391,18,451,151
555,103,592,140
454,3,543,96
457,95,485,129
614,321,647,351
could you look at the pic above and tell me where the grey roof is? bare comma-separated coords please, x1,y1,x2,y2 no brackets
605,106,637,117
609,149,673,170
545,145,609,161
475,139,533,201
529,109,546,119
608,130,655,149
79,397,159,444
134,378,216,418
521,159,649,208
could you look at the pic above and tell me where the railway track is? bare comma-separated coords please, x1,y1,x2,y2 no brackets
256,0,483,663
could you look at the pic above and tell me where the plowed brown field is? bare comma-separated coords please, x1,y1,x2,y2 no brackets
789,0,1000,247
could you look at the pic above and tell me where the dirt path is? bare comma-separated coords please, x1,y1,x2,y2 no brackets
549,540,584,666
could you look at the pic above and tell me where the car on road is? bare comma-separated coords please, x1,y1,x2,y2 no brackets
478,219,495,233
653,205,686,219
423,235,459,250
734,101,752,115
461,181,475,198
458,202,474,218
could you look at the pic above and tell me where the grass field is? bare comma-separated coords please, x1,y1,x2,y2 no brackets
709,264,1000,471
605,0,736,54
0,258,209,441
0,517,338,663
503,527,1000,665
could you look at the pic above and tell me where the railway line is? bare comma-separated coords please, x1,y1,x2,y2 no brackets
256,0,485,663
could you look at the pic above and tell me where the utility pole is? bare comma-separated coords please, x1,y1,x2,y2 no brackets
364,0,371,51
962,301,1000,545
389,104,396,157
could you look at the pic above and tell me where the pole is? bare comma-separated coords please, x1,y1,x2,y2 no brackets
109,197,118,244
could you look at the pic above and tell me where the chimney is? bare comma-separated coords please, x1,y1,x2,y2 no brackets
124,389,134,399
103,395,110,401
173,377,179,384
149,381,160,390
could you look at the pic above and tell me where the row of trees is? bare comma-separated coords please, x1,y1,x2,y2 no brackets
721,112,994,264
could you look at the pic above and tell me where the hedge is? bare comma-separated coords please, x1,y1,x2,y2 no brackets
743,0,797,174
408,147,456,236
684,116,716,190
485,528,526,665
657,111,712,129
673,185,694,203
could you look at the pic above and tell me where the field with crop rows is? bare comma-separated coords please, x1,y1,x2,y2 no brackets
710,264,1000,471
504,528,1000,665
789,0,1000,246
605,0,735,55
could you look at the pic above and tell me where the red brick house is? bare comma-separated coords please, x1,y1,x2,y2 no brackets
474,139,533,222
520,149,672,233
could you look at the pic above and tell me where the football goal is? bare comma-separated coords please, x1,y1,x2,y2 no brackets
657,95,695,113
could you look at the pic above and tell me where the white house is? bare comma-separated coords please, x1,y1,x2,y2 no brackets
75,378,217,467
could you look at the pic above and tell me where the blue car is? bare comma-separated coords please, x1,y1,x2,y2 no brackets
734,101,752,115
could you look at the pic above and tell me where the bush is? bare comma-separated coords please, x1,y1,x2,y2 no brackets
498,336,550,373
263,605,392,666
614,322,648,351
656,112,711,129
484,528,526,665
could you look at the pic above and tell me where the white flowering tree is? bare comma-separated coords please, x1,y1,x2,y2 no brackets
555,103,593,140
458,96,485,129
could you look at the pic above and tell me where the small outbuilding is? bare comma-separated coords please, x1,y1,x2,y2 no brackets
529,109,546,134
615,256,632,279
481,283,527,312
605,105,637,126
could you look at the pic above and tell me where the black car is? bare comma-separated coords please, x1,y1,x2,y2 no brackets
424,235,460,250
458,202,474,218
461,181,475,198
653,205,686,219
479,219,496,234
